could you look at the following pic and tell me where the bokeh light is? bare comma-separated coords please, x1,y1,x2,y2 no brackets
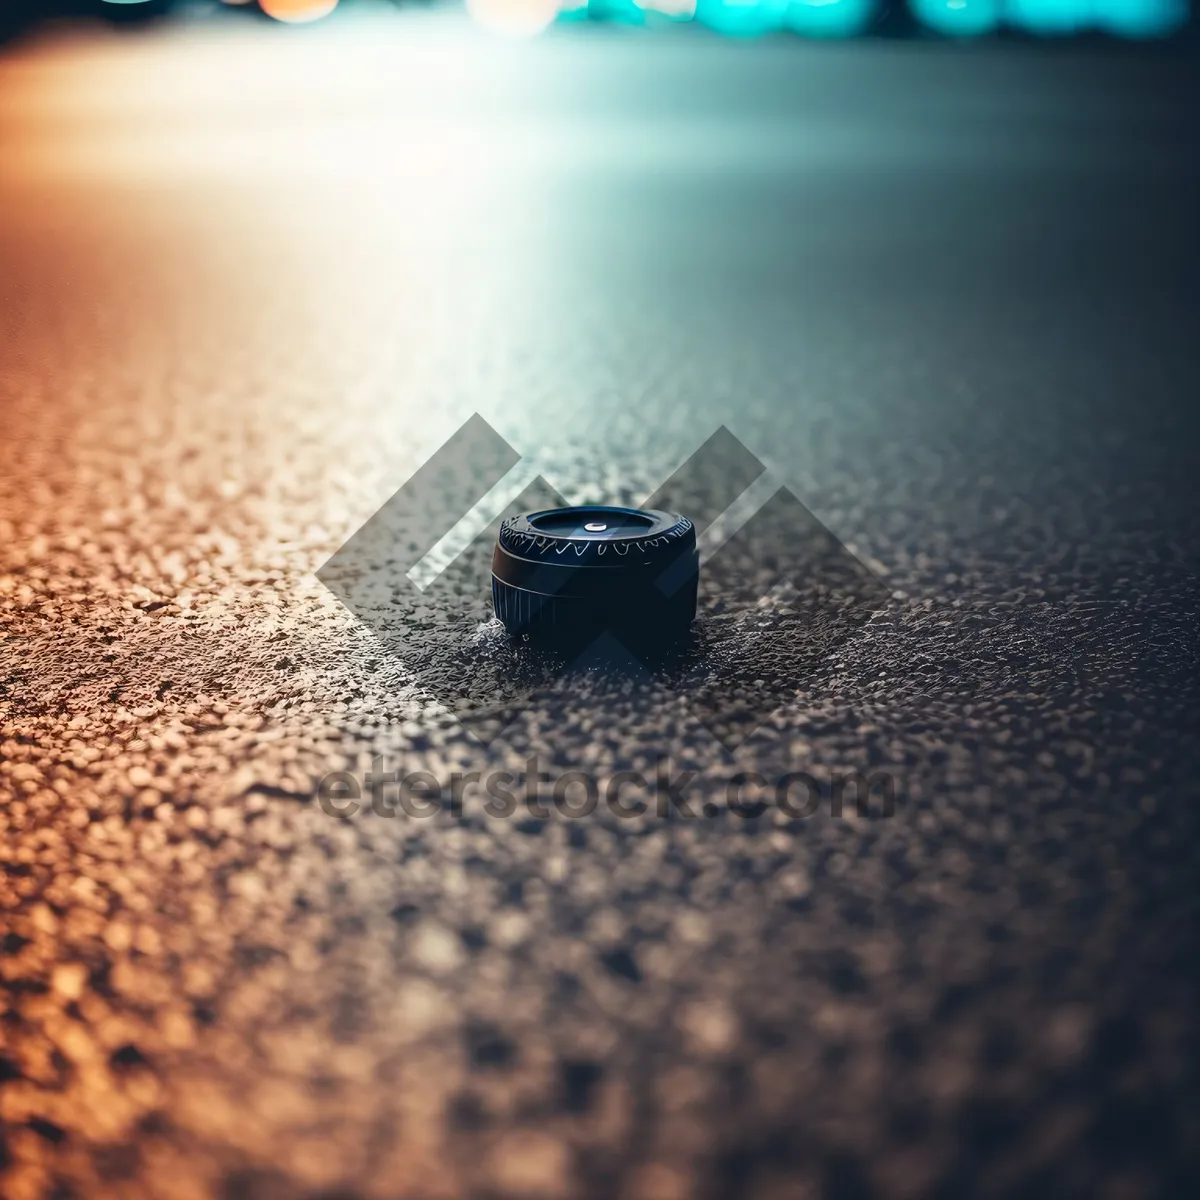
912,0,1002,34
259,0,340,23
1095,0,1189,35
785,0,876,36
556,0,649,19
694,0,789,35
1003,0,1091,33
635,0,698,17
33,0,1200,39
584,0,649,20
468,0,562,36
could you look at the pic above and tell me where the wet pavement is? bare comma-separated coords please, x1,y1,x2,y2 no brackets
2,15,1200,1200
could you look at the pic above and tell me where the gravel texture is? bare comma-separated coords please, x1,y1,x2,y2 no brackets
2,16,1200,1200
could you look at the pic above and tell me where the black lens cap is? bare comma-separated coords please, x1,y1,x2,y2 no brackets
491,506,698,648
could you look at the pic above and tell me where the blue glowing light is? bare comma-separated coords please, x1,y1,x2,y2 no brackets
785,0,876,36
1095,0,1189,36
911,0,1002,35
694,0,789,35
1003,0,1093,34
560,0,648,20
632,0,698,19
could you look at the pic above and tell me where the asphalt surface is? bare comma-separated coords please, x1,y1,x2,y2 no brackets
2,14,1200,1200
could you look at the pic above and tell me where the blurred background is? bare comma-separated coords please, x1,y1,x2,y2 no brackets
0,0,1196,43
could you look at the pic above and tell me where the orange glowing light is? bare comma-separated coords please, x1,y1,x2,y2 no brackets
259,0,340,22
467,0,561,37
